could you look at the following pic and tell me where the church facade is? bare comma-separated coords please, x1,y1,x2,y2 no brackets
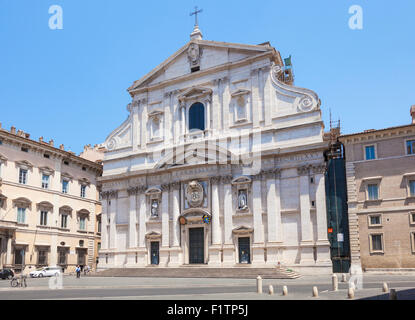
98,25,332,273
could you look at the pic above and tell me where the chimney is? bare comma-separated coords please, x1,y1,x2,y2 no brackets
411,105,415,124
10,126,16,134
17,130,23,136
49,139,54,146
39,136,43,143
25,133,30,139
59,144,64,150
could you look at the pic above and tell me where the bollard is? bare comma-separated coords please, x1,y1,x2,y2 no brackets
282,285,288,296
341,273,347,282
382,282,389,293
268,285,274,295
312,286,318,298
389,289,397,300
332,274,338,291
347,287,355,299
256,276,262,294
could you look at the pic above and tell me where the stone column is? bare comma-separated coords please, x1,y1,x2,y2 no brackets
298,166,314,265
222,77,231,131
109,190,118,249
128,187,138,249
222,175,234,265
314,165,331,264
212,79,222,133
265,169,282,265
180,101,186,140
263,66,272,126
137,186,147,266
100,192,109,250
129,101,140,151
251,69,261,128
206,97,211,133
169,182,182,266
209,176,222,266
6,235,12,266
160,183,170,266
252,173,265,265
140,98,147,149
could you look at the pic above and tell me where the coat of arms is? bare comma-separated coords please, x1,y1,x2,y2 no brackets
186,180,204,207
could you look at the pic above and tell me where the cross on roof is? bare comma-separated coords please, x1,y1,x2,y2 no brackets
190,6,203,26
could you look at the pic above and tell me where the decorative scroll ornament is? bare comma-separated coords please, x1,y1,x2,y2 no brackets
298,96,314,112
107,138,116,151
186,180,204,207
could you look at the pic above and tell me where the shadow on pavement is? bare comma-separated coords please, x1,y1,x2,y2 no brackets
359,288,415,300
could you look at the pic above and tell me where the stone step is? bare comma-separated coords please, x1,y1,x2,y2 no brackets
93,267,301,279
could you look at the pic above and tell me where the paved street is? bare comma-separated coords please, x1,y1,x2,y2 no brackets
0,273,415,300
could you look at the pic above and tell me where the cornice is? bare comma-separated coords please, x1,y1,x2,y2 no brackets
129,51,274,96
339,124,415,144
0,130,102,173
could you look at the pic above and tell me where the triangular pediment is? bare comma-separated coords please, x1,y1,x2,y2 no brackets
128,39,277,92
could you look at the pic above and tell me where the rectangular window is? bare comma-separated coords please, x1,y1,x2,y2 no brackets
40,211,48,226
79,217,86,230
14,248,25,265
17,207,26,223
98,220,101,233
41,174,49,189
19,169,27,184
38,250,47,266
62,180,68,194
58,250,67,265
371,234,383,252
410,180,415,197
369,215,381,226
365,145,376,160
367,184,379,200
407,140,415,155
80,185,86,198
61,214,68,229
410,212,415,224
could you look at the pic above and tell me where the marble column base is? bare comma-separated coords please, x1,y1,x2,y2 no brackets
208,245,222,266
315,243,332,265
252,245,265,265
265,245,281,266
222,244,235,266
299,241,315,265
159,247,170,267
168,247,183,267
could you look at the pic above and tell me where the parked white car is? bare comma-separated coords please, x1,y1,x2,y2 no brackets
29,266,62,278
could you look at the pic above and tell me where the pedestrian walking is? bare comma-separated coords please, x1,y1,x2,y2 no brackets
76,265,81,278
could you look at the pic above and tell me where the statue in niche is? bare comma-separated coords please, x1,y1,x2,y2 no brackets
238,189,248,210
151,199,159,217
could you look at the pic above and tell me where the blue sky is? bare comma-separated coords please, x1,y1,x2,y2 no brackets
0,1,414,154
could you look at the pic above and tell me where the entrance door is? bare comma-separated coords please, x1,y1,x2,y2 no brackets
189,227,204,264
150,241,159,265
238,237,250,264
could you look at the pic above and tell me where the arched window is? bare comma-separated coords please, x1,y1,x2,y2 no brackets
189,102,205,131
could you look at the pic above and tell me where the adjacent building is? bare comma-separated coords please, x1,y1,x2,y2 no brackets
0,126,103,273
339,106,415,271
98,25,332,274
